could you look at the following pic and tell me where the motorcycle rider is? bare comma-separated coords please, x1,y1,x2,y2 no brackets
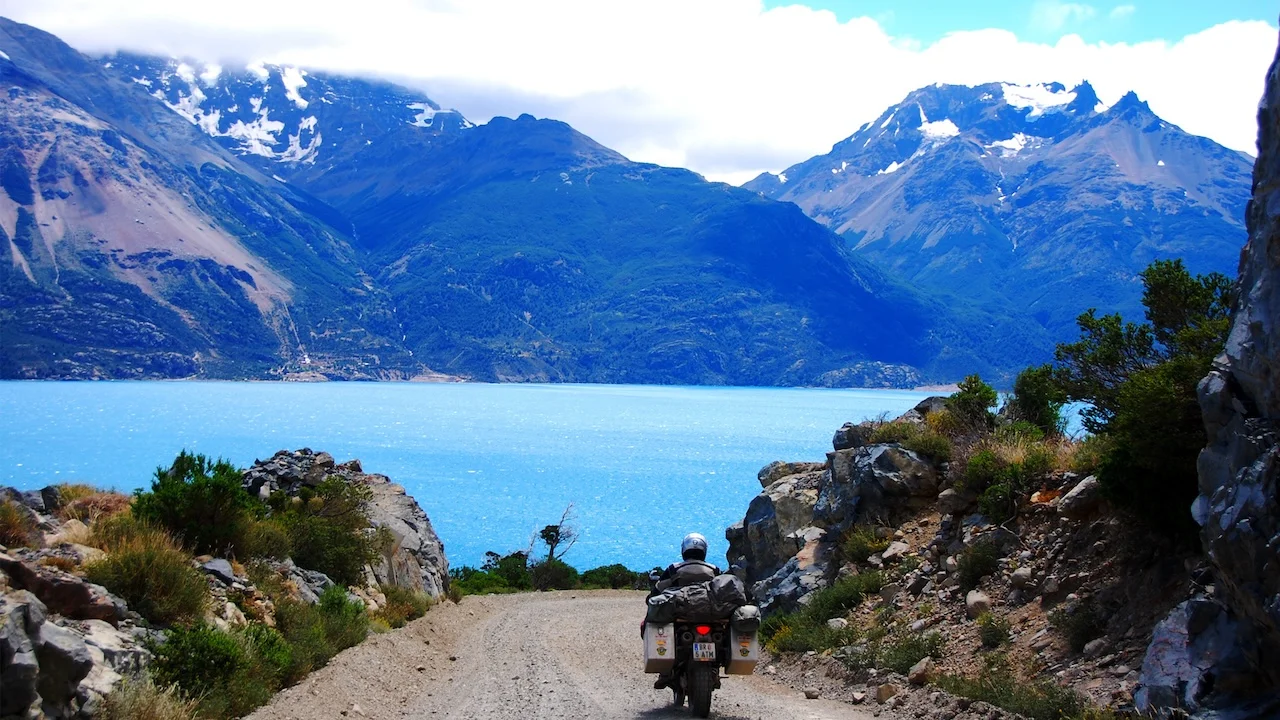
649,532,721,691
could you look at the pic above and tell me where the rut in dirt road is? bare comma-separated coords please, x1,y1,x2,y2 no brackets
247,590,876,720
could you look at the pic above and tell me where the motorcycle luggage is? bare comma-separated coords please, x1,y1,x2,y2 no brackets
731,604,761,631
725,627,760,675
645,593,677,624
642,622,675,673
710,574,748,608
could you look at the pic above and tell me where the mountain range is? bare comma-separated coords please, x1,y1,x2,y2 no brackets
0,18,1251,386
745,81,1252,342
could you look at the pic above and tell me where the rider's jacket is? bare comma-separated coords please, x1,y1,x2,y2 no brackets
653,559,720,592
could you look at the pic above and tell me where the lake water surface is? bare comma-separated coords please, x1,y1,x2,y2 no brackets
0,381,933,571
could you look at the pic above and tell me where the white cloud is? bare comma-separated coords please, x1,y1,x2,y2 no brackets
0,0,1273,184
1030,1,1097,33
1110,4,1136,20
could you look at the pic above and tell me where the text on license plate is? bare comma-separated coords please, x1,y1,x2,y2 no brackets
692,642,716,661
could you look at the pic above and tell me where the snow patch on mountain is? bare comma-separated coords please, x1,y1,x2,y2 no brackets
407,102,441,128
200,63,222,85
281,67,309,110
1001,83,1076,118
877,161,903,175
0,50,11,61
174,62,196,84
985,133,1041,157
921,119,960,141
778,172,788,184
247,61,269,81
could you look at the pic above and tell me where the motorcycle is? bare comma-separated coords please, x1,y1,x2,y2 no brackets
643,572,760,718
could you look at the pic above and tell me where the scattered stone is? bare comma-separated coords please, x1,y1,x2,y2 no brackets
851,691,866,704
804,687,820,699
881,542,910,563
937,489,969,515
965,590,991,619
875,683,899,704
827,617,849,630
908,657,933,685
202,558,237,585
1010,567,1033,588
1058,476,1103,519
1084,638,1108,657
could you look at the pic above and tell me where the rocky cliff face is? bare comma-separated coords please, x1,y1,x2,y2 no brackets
1160,34,1280,712
241,449,450,598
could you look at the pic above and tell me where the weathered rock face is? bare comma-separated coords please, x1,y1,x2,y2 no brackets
0,553,126,623
242,449,450,597
727,469,823,584
1194,41,1280,692
815,445,937,535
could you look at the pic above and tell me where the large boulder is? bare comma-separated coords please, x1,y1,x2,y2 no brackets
1,591,44,719
1164,36,1280,710
0,553,126,623
241,450,450,598
815,445,937,535
727,468,823,584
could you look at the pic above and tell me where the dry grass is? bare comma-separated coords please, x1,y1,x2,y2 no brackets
0,500,38,548
84,520,209,626
101,674,198,720
40,555,79,572
61,491,133,524
56,483,100,505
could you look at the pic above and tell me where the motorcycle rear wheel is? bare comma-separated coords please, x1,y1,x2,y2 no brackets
687,664,716,718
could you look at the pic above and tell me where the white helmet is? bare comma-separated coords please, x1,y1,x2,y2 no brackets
681,532,708,560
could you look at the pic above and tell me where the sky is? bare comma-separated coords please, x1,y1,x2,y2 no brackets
1,0,1276,185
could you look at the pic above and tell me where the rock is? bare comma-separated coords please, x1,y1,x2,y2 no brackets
1058,476,1103,519
1083,638,1108,657
937,488,969,515
816,445,938,536
728,469,824,584
1,591,44,718
827,617,849,630
875,683,899,703
851,691,866,704
879,583,901,603
0,553,126,622
202,558,237,585
833,423,869,451
1010,567,1034,588
966,590,991,619
758,461,826,488
803,687,820,699
907,574,929,596
908,657,933,685
1135,598,1258,714
881,541,910,563
36,623,93,718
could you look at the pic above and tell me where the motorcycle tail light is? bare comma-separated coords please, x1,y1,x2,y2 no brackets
695,625,712,636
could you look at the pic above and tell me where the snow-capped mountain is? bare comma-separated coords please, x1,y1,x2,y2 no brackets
105,54,472,167
746,82,1252,340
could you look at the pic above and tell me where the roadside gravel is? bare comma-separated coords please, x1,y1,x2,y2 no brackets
247,590,878,720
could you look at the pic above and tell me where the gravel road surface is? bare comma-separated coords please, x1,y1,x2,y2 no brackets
247,590,876,720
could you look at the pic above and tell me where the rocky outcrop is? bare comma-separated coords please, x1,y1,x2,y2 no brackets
727,421,938,613
241,449,450,598
0,590,152,720
0,553,126,623
1134,37,1280,716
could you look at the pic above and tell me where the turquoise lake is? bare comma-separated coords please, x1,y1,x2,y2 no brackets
0,381,935,571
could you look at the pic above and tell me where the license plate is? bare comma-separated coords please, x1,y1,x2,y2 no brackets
692,642,716,661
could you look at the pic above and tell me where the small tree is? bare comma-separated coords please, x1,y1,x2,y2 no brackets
538,503,578,562
133,451,260,556
1007,364,1067,437
947,374,999,428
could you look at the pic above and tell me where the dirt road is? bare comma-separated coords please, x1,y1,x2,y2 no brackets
248,590,877,720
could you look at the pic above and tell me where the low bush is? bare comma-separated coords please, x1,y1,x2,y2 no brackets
133,451,262,557
274,586,369,682
374,584,432,628
101,674,199,720
956,540,1000,591
1049,601,1104,653
878,631,944,674
1005,364,1067,438
869,422,953,462
946,374,999,429
580,564,645,589
272,478,384,586
1066,433,1112,476
84,523,208,626
977,612,1012,648
934,652,1085,720
40,556,79,572
0,500,37,547
60,491,132,523
530,557,579,590
841,526,889,563
240,518,292,560
925,407,964,436
55,483,100,505
761,572,885,654
978,483,1016,523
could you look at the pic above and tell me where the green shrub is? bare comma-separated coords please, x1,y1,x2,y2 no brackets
996,420,1046,443
806,572,884,622
761,572,885,654
273,586,369,682
0,500,37,547
374,584,432,628
241,519,292,560
101,674,199,720
947,375,998,428
934,652,1085,720
878,631,944,674
841,527,889,563
964,449,1008,493
580,564,644,589
765,618,857,653
274,478,382,586
1049,602,1104,653
1068,434,1111,476
318,585,369,650
904,432,953,463
238,624,293,688
869,421,917,444
133,451,261,557
956,540,1000,591
530,557,579,590
150,625,246,717
85,529,208,626
977,612,1011,648
978,483,1016,522
1006,365,1067,437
